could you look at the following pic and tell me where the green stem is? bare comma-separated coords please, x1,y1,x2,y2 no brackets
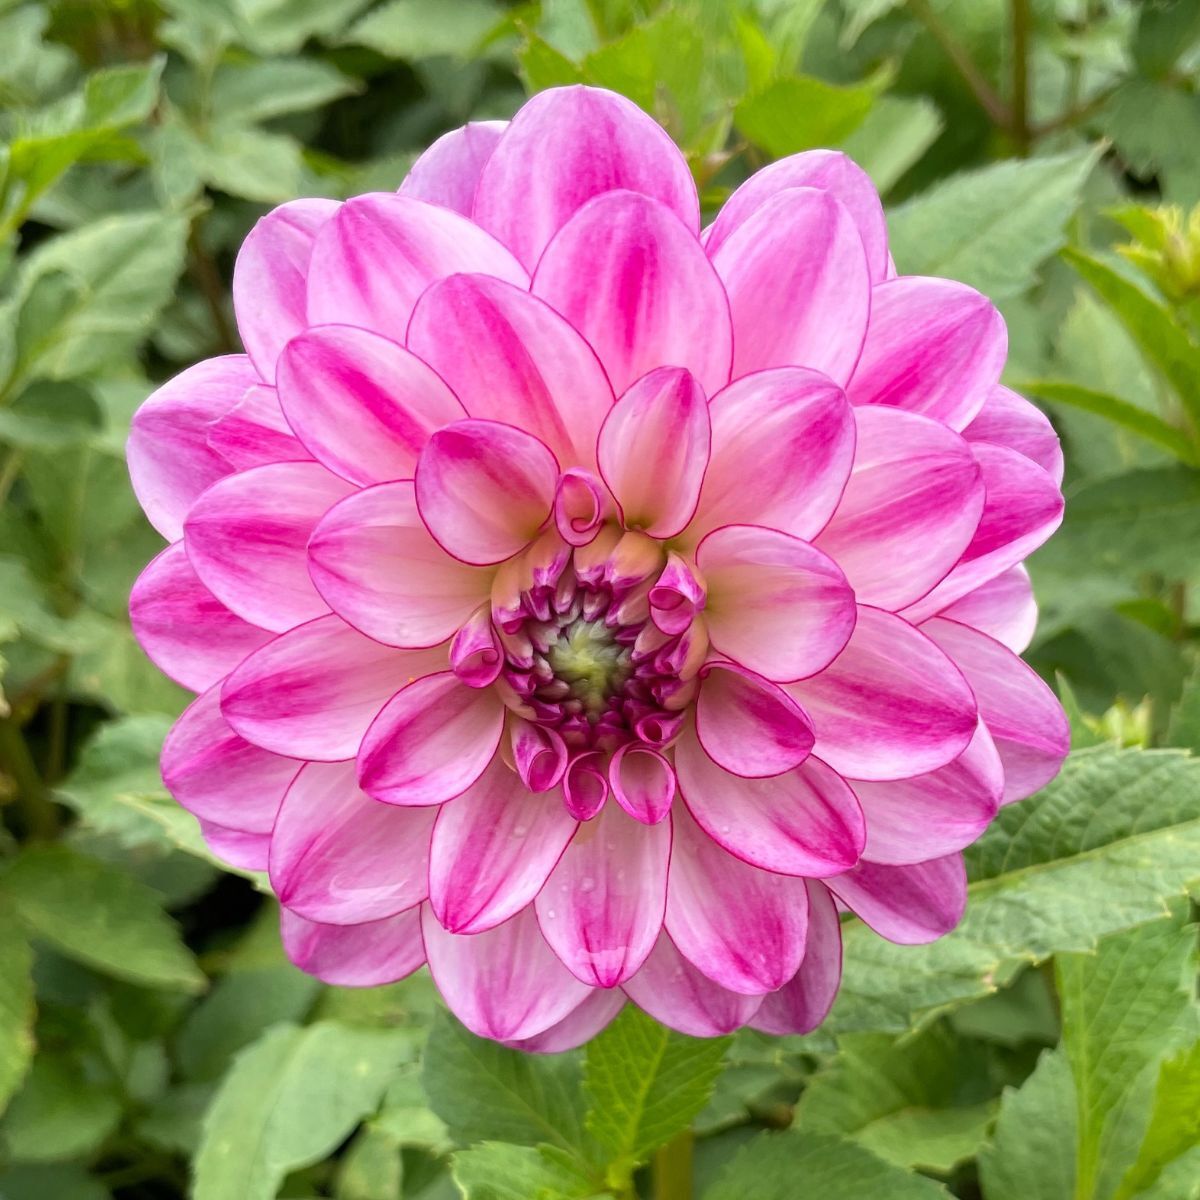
1010,0,1031,154
652,1130,694,1200
907,0,1010,129
0,717,59,841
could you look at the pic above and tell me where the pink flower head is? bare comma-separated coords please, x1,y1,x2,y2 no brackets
128,86,1068,1047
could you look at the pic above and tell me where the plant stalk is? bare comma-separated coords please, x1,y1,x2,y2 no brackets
0,717,58,840
1010,0,1032,153
652,1129,694,1200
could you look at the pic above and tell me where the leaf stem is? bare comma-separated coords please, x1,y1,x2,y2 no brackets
1010,0,1032,154
0,717,59,841
652,1129,694,1200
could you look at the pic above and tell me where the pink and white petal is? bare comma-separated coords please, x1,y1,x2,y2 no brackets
751,880,843,1035
473,85,699,272
562,752,609,820
127,355,258,540
221,615,444,761
308,481,487,649
935,566,1037,654
161,685,299,832
415,419,559,565
306,193,527,344
705,150,888,283
536,800,670,988
787,606,977,781
398,120,507,215
675,727,864,876
407,274,613,469
131,542,272,693
277,325,466,487
854,720,1003,865
423,904,593,1042
206,383,310,470
282,906,425,987
623,934,764,1036
198,821,271,872
554,469,612,547
829,854,967,945
508,988,624,1053
358,672,505,806
233,199,339,381
533,191,732,397
451,606,503,687
666,805,809,994
964,385,1064,485
690,368,855,543
922,617,1068,804
184,461,353,632
712,187,871,384
270,761,435,925
597,367,710,538
902,444,1064,623
694,664,815,779
698,524,856,682
847,277,1006,430
814,407,985,611
510,719,569,793
429,755,577,934
609,744,675,825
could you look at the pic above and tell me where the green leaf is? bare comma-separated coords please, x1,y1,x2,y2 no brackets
0,380,102,449
0,1164,111,1200
1017,380,1196,464
0,845,205,992
0,1052,122,1163
451,1143,596,1200
209,58,359,124
827,747,1200,1033
1062,246,1200,431
1057,911,1198,1200
0,918,34,1117
839,94,942,194
193,1021,413,1200
704,1131,952,1200
1116,1040,1200,1200
82,58,164,128
345,0,503,59
336,1123,404,1200
197,125,309,204
1165,667,1200,754
795,1023,997,1172
421,1011,586,1154
584,1006,729,1179
979,1048,1078,1200
1133,0,1200,75
887,149,1098,299
734,73,880,158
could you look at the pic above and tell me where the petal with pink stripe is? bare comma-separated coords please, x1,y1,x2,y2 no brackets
407,274,614,469
508,989,624,1053
131,543,272,693
598,367,710,539
830,854,967,945
922,617,1068,804
184,461,354,632
232,198,339,381
690,368,855,543
221,616,443,761
473,86,699,271
199,822,271,872
423,905,593,1042
609,744,675,825
206,384,310,470
787,606,977,781
935,566,1037,654
751,881,844,1035
533,191,732,396
964,385,1064,485
398,120,507,215
666,805,809,994
277,325,466,487
536,800,670,988
711,187,871,384
270,761,435,925
281,906,425,987
847,277,1006,430
128,355,257,540
308,481,488,649
813,406,985,611
306,193,526,344
675,727,864,877
358,672,505,806
698,524,856,682
429,755,577,934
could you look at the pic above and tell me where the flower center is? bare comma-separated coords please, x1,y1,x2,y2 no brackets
545,619,632,716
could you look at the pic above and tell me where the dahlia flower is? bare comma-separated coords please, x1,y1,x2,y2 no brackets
128,86,1068,1048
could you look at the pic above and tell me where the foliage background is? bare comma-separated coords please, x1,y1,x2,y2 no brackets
0,0,1199,1197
